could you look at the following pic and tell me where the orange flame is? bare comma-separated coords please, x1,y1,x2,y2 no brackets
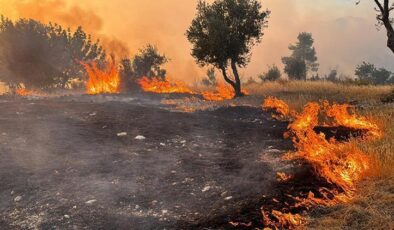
262,96,291,119
138,77,195,94
15,88,30,96
261,98,381,229
82,60,121,95
324,102,381,138
15,88,46,97
202,83,235,101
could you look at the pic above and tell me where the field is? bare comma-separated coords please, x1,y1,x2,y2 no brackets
0,81,393,229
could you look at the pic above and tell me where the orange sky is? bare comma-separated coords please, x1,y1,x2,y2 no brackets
0,0,393,82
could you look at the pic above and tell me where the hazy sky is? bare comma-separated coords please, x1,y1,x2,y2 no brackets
0,0,393,82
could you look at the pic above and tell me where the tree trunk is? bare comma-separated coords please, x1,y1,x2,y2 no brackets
230,60,244,97
384,24,394,53
375,0,394,53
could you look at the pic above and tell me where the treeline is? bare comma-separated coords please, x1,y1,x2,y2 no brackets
0,16,168,92
256,32,394,85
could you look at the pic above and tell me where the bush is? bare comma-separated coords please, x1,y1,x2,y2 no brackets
0,16,105,90
259,65,281,82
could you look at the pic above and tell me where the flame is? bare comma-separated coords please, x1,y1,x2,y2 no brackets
202,83,235,101
15,88,46,97
276,172,293,182
82,60,121,95
15,88,30,96
324,102,382,138
262,96,291,119
138,77,195,94
261,99,381,229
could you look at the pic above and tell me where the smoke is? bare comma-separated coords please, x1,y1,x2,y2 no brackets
1,0,129,58
0,0,393,82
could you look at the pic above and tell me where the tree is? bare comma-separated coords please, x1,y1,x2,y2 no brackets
355,61,393,84
119,44,168,92
282,32,319,80
326,69,338,82
186,0,270,97
201,67,217,86
131,45,168,80
372,0,394,53
259,65,281,82
0,16,105,90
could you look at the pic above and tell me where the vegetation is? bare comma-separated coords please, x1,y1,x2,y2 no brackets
259,65,282,82
187,0,270,97
120,44,168,92
0,16,105,90
282,32,319,80
355,61,393,85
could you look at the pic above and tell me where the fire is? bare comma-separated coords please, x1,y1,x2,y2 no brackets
276,172,293,182
262,96,291,119
82,60,121,95
324,102,381,138
15,88,46,97
138,77,195,94
261,98,381,229
15,88,30,96
202,83,235,101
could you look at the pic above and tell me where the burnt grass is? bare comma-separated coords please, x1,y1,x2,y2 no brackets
0,94,362,229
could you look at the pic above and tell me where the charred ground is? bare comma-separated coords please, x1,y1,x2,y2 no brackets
0,94,295,229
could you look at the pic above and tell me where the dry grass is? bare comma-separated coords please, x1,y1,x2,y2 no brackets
246,81,392,111
243,80,394,229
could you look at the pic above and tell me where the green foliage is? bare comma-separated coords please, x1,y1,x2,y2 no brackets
119,44,168,92
282,57,307,80
186,0,269,96
131,45,168,79
282,32,319,80
355,62,393,85
0,16,105,90
201,67,217,86
259,65,281,82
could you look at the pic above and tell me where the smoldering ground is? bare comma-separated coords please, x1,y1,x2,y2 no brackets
0,93,293,229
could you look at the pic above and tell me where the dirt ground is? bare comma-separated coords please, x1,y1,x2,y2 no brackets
0,93,293,229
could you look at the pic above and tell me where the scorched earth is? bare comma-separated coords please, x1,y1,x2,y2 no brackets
0,93,291,229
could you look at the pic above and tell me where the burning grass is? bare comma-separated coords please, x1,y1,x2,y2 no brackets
259,94,391,229
138,77,195,94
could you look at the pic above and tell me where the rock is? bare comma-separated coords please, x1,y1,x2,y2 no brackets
202,186,211,192
14,196,22,202
160,143,166,146
89,112,97,116
64,215,70,219
224,196,233,200
117,132,128,137
135,135,146,140
85,199,97,204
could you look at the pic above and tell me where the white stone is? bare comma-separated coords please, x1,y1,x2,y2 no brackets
135,135,146,140
85,199,97,204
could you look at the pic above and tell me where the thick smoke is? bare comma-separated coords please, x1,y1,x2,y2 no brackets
0,0,392,82
1,0,130,59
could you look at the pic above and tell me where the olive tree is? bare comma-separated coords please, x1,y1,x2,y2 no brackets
187,0,270,97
